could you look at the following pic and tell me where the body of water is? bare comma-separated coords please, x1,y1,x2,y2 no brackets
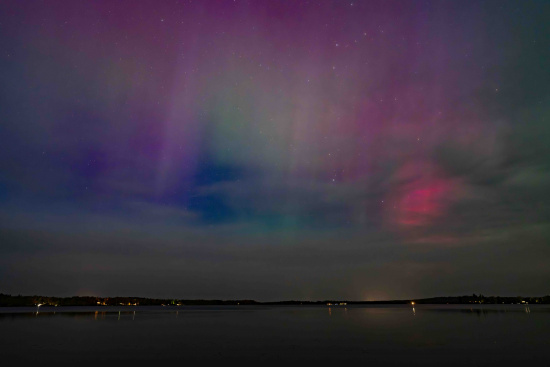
1,304,548,365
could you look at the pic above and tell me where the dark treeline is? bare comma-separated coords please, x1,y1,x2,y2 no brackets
405,294,550,305
1,293,549,307
0,294,258,307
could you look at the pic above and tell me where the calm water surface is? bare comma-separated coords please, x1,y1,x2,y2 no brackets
1,305,548,365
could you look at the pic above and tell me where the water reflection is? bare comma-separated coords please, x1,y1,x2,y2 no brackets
425,306,547,315
0,309,144,321
1,305,548,364
1,305,550,323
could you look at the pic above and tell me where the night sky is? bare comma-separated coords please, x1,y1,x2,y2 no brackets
1,0,549,301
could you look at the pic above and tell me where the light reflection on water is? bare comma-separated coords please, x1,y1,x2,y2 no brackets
1,305,549,364
3,304,550,320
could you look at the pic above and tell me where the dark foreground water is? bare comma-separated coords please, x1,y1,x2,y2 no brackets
1,304,549,365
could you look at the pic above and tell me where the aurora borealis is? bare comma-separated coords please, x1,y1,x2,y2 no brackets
1,0,549,300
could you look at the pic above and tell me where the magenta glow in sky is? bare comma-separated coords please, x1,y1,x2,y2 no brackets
1,0,549,300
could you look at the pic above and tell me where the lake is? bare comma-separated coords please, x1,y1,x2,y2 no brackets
1,304,548,365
